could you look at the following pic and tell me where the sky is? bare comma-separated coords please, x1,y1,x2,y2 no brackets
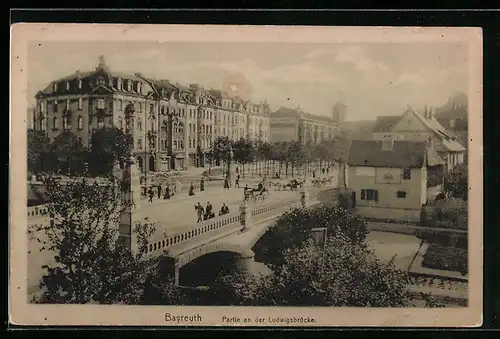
27,41,468,121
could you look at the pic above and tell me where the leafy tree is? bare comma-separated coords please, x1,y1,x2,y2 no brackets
213,238,411,307
444,163,468,200
27,129,50,176
232,138,254,178
211,136,234,180
286,141,303,177
271,141,289,177
49,131,87,175
29,173,175,304
88,127,133,176
254,203,368,266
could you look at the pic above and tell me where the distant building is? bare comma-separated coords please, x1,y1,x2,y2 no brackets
270,104,343,144
372,107,466,172
346,139,445,223
434,92,468,148
27,107,36,130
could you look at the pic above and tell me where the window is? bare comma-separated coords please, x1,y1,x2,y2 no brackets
66,99,70,110
77,116,83,130
97,119,104,129
174,141,177,148
396,191,407,199
139,102,143,112
150,104,154,113
137,82,141,93
127,80,132,91
119,118,124,130
137,138,142,149
63,117,70,130
97,76,105,86
97,99,105,110
137,119,142,131
118,100,123,111
78,79,82,89
361,189,378,202
78,137,83,144
53,101,58,112
66,81,70,91
150,121,155,132
78,98,83,110
403,168,411,180
449,119,456,128
53,117,59,130
53,82,58,92
117,78,122,90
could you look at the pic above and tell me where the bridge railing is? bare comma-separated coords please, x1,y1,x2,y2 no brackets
145,197,300,256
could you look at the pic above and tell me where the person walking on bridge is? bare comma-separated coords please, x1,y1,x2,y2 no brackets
195,202,204,223
200,178,205,192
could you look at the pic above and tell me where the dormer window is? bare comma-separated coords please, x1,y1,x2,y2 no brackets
96,76,105,86
97,99,105,110
66,81,70,91
137,82,142,93
117,78,122,90
78,79,82,89
127,80,132,92
53,83,58,92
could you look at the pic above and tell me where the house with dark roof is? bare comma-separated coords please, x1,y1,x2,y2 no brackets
371,107,466,172
346,138,445,222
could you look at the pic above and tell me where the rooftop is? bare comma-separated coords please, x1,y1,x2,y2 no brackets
347,140,444,168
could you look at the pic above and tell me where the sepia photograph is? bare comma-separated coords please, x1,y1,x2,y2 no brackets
10,24,483,327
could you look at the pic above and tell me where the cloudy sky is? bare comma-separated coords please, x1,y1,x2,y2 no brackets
27,41,468,121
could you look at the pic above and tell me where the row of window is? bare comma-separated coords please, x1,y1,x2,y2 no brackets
360,189,408,201
51,116,84,131
54,77,142,93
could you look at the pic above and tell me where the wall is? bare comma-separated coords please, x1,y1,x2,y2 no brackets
348,165,425,221
270,118,299,143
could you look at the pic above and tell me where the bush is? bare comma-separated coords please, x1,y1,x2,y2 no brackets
422,243,468,275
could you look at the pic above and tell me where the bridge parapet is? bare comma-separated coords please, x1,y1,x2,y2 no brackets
144,197,300,257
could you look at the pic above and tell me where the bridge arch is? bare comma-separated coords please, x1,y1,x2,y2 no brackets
177,242,254,269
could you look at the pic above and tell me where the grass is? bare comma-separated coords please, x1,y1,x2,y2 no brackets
422,243,468,275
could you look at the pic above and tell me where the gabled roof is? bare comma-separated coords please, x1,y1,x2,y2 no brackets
372,116,401,133
347,140,430,168
408,109,466,152
271,107,300,117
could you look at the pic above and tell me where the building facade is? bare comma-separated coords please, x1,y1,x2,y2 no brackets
372,107,466,172
33,56,271,173
270,105,343,144
346,139,445,223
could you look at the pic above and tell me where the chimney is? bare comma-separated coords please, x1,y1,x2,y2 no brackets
429,107,434,119
134,72,142,77
382,135,395,151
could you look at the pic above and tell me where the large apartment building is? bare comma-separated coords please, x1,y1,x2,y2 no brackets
32,56,271,173
269,103,344,144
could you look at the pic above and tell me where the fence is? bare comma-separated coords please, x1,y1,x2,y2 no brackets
145,198,299,256
27,204,49,218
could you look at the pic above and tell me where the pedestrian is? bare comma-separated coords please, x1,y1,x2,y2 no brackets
205,201,214,220
236,165,239,175
157,184,162,199
147,187,154,203
235,174,240,188
194,202,204,223
322,167,326,176
189,182,195,196
219,203,230,216
224,176,230,190
326,167,329,175
200,178,205,192
163,185,171,200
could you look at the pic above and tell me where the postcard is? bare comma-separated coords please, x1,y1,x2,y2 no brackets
10,23,483,327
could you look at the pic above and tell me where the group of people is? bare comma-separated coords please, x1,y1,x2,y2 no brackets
194,201,230,223
188,178,205,196
147,183,174,203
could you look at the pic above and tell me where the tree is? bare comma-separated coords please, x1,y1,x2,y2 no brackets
444,163,468,200
29,173,176,304
254,203,368,266
88,127,133,176
27,129,50,176
232,138,253,178
212,238,411,307
286,141,303,178
49,131,87,175
211,136,234,180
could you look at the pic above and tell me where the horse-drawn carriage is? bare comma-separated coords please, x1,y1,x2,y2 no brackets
244,183,270,202
272,178,305,191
